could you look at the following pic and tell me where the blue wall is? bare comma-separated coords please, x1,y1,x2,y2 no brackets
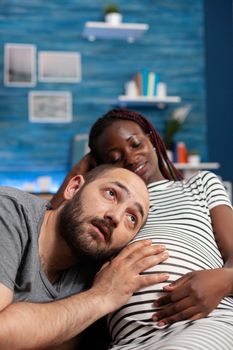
204,0,233,185
0,0,206,191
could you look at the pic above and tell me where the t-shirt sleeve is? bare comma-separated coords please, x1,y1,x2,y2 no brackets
0,195,27,290
200,171,232,210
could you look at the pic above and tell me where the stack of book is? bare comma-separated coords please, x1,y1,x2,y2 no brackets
133,69,162,97
120,72,181,107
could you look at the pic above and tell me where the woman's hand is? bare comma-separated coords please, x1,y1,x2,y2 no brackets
152,268,233,326
73,153,97,175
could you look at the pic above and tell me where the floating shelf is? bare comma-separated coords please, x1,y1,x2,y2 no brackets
118,95,181,108
83,22,149,42
174,162,220,170
174,162,220,178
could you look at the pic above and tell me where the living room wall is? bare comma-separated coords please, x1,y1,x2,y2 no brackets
0,0,206,191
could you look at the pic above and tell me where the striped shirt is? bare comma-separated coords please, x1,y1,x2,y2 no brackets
107,171,233,349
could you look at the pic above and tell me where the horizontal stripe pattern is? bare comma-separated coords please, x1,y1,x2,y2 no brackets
108,171,233,349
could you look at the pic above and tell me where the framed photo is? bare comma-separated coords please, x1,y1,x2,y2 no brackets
29,91,72,123
71,134,89,167
4,43,36,87
38,51,82,83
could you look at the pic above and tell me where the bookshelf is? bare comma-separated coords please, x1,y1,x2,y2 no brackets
83,22,149,42
118,95,181,109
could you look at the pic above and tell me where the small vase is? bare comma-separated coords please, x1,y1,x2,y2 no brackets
125,80,139,97
188,154,200,165
105,12,123,25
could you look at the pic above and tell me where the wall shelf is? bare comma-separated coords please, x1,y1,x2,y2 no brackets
83,22,149,42
174,162,220,170
174,162,220,178
118,95,181,108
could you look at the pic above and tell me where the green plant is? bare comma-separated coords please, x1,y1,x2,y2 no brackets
104,4,119,14
188,149,200,155
163,105,192,150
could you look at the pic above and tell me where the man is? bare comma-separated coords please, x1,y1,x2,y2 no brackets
0,165,168,349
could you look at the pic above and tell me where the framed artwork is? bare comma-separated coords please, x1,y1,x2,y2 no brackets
29,91,72,123
4,43,36,87
71,134,89,167
38,51,82,83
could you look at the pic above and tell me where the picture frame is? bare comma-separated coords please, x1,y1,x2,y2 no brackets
29,91,72,123
71,134,89,167
38,51,82,83
4,43,36,87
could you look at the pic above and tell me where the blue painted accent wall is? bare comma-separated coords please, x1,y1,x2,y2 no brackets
204,0,233,185
0,0,206,191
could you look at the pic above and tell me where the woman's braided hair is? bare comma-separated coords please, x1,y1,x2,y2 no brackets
89,108,183,181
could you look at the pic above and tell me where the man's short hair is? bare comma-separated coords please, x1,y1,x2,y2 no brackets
84,164,121,184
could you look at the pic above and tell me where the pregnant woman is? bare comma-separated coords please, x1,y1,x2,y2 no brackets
52,108,233,350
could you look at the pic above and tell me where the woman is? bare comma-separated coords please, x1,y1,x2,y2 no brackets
52,108,233,349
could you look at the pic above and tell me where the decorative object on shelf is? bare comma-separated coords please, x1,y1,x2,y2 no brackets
187,150,201,164
104,4,122,25
118,70,181,108
163,104,192,151
124,80,139,97
133,69,161,97
175,141,188,163
156,82,167,98
126,70,169,98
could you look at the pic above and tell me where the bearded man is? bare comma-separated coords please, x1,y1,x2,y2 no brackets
0,165,168,349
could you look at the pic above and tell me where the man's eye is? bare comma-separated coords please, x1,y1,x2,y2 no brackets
128,214,137,226
106,189,116,198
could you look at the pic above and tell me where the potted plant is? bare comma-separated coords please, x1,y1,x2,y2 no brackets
163,105,192,156
104,4,122,25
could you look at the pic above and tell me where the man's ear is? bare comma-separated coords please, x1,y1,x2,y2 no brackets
63,175,85,200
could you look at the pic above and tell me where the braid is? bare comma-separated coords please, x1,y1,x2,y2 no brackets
89,108,183,181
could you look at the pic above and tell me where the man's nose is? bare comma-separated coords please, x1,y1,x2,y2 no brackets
104,208,123,227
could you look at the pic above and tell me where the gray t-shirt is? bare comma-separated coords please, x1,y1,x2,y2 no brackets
0,186,95,303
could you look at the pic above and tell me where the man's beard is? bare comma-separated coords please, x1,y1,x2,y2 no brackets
58,191,124,263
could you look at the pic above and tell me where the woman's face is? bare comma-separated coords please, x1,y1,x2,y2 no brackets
94,120,165,185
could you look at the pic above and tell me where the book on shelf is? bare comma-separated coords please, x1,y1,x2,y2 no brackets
141,68,149,96
135,72,142,96
147,71,155,97
148,71,160,96
131,69,161,98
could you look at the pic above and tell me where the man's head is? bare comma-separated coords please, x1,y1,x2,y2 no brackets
58,164,149,263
